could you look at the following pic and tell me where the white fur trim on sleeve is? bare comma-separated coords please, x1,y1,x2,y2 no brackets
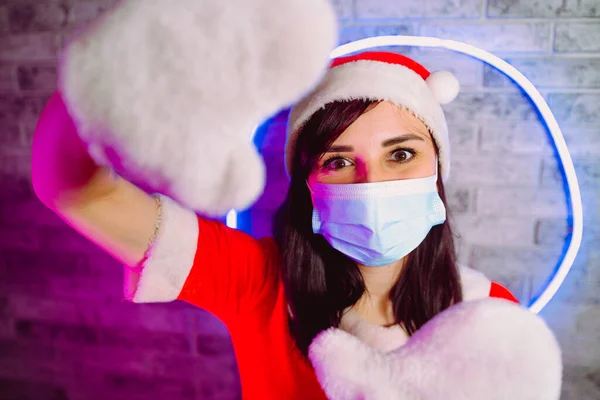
124,195,199,303
459,265,492,302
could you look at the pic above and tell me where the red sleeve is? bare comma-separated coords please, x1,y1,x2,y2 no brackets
489,282,519,304
177,217,281,324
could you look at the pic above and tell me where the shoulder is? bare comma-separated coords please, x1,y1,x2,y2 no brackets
458,265,519,304
488,281,519,303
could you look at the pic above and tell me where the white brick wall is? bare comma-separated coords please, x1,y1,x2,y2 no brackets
420,22,552,52
555,22,600,52
488,0,600,18
0,0,597,398
356,0,482,19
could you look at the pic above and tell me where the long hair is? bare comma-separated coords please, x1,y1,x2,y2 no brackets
273,100,463,355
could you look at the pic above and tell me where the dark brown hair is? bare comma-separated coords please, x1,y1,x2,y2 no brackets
273,100,463,355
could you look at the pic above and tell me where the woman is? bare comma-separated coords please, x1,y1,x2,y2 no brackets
32,51,517,399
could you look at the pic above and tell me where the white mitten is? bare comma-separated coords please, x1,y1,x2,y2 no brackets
59,0,337,215
309,298,562,400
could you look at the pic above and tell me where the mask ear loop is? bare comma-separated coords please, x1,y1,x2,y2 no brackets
306,180,315,195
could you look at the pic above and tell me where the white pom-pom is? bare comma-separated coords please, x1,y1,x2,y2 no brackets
426,70,460,105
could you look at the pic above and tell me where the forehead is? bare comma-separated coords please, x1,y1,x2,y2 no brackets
333,101,432,145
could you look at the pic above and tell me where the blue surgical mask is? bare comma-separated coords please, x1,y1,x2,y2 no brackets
309,173,446,267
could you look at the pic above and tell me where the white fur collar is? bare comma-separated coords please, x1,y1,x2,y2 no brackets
339,266,492,353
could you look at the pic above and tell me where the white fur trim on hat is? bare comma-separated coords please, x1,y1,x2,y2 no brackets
286,59,458,181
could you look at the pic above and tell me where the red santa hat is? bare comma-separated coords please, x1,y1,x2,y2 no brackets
285,51,460,181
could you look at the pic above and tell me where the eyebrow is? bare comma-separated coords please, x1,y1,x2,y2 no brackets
325,134,425,153
381,134,425,147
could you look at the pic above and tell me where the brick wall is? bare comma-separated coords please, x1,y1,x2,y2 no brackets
0,0,598,399
253,1,600,399
0,1,242,399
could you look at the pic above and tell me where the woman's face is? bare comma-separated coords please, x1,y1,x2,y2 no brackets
308,101,437,185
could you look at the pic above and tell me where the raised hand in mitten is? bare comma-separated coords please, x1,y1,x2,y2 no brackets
308,298,562,400
59,0,337,216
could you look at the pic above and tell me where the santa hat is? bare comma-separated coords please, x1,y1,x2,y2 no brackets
285,51,460,181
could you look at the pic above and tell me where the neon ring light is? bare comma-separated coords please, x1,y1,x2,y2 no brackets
227,35,584,314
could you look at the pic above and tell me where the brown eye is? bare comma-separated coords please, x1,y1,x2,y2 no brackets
324,157,351,170
391,149,414,163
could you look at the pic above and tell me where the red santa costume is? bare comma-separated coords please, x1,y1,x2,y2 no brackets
58,1,561,398
121,52,521,400
124,201,518,400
